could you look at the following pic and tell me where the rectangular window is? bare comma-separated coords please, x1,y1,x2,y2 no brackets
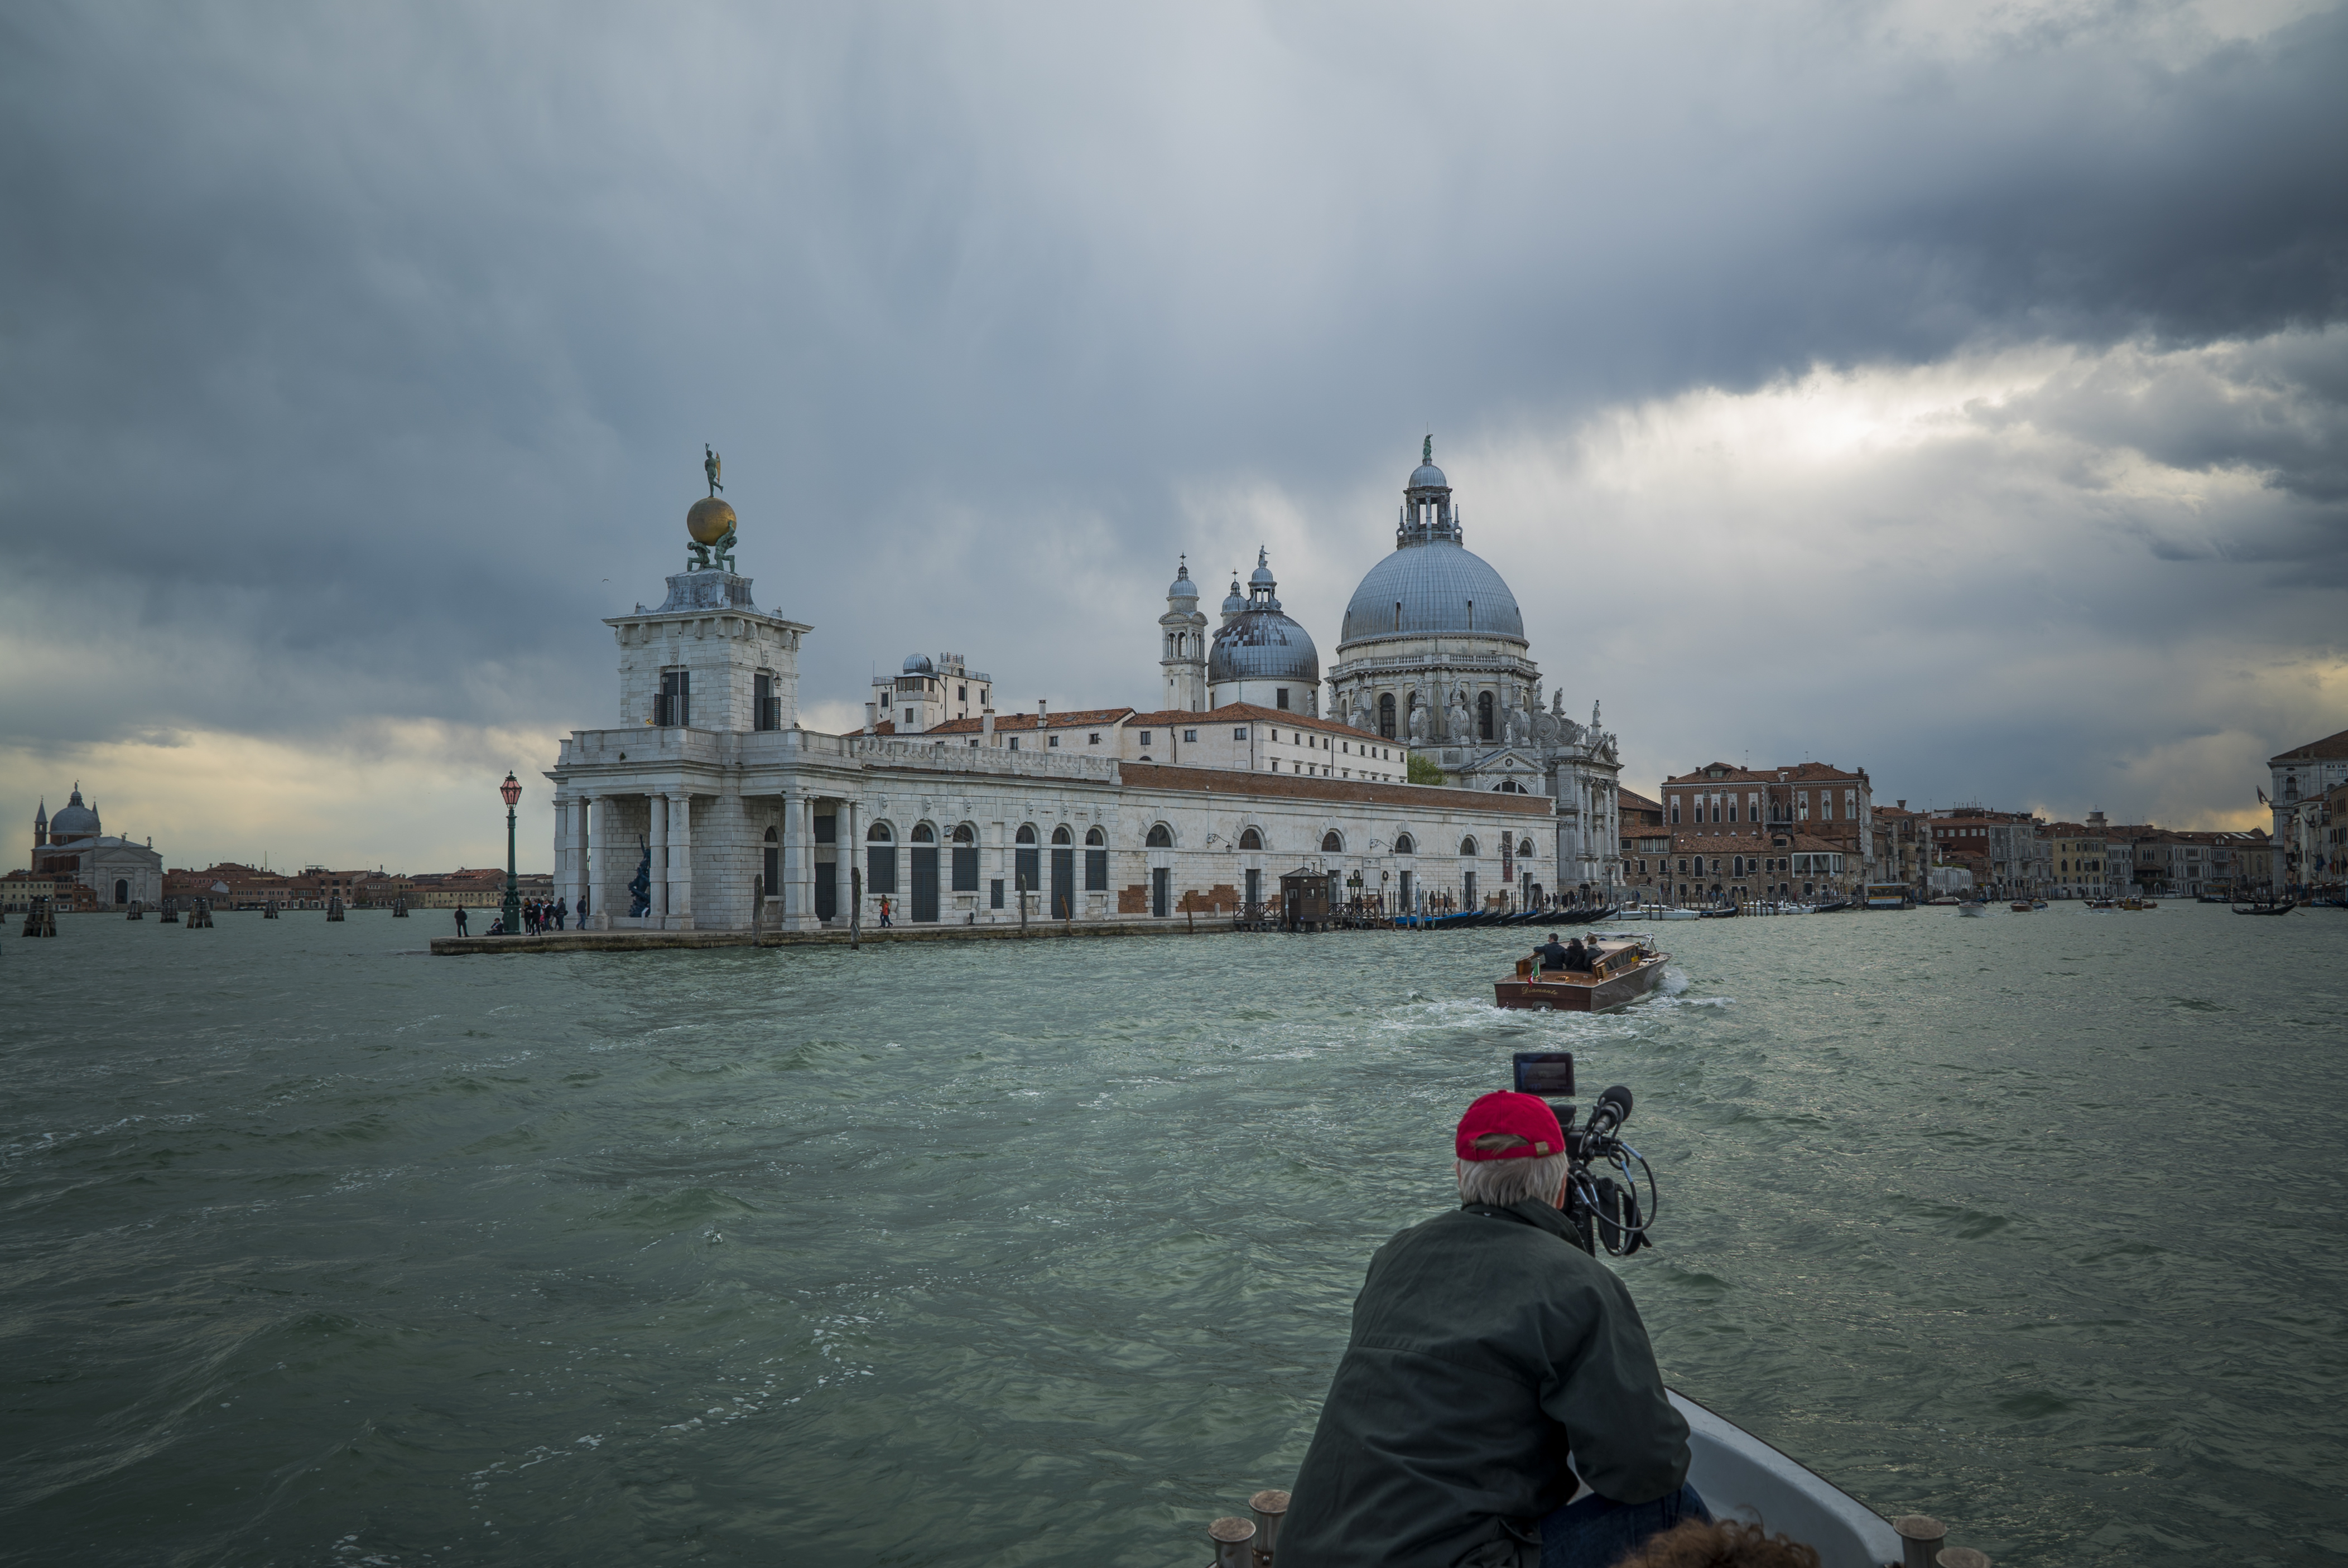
1235,728,1248,740
1009,738,1019,750
814,814,836,844
754,672,778,731
1088,733,1100,745
658,668,691,727
1085,847,1107,890
1048,735,1060,747
958,685,967,701
952,846,978,892
1184,729,1198,742
867,845,897,896
1139,731,1153,745
989,877,1004,909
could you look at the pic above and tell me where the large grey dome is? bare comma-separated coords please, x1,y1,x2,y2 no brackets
48,786,99,842
1210,610,1319,684
1340,539,1526,643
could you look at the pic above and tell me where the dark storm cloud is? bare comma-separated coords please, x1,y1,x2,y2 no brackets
0,2,2342,820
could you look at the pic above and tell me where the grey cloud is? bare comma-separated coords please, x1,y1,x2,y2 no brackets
0,1,2342,828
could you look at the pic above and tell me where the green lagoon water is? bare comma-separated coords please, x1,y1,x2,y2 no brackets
2,906,2344,1566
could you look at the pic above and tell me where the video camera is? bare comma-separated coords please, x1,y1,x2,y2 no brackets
1512,1052,1658,1258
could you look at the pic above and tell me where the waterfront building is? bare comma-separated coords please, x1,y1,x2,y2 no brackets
28,787,162,908
1927,807,2044,898
1323,445,1624,893
1650,761,1874,901
2041,813,2115,899
2268,728,2348,893
1870,801,1934,891
542,464,1561,933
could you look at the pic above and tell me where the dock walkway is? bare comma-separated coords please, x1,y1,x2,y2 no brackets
429,916,1249,956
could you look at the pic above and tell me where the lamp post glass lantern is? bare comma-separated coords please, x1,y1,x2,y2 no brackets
500,772,523,935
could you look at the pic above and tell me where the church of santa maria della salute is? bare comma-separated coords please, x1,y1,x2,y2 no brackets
544,442,1622,932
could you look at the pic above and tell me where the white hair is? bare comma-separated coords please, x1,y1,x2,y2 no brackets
1456,1149,1571,1208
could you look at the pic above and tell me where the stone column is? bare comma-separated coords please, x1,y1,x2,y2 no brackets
589,796,617,929
566,797,589,917
784,789,809,930
649,793,670,922
841,798,860,927
669,793,695,929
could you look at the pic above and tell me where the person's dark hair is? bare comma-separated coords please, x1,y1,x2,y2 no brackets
1611,1518,1823,1568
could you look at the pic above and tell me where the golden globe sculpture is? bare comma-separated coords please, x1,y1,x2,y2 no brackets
687,496,737,546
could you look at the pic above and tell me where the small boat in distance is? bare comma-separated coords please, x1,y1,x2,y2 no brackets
1494,937,1671,1012
2010,900,2033,912
2232,899,2297,915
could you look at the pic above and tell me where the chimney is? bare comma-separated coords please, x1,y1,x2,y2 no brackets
1897,800,1906,810
1038,698,1049,725
864,700,878,733
981,707,996,744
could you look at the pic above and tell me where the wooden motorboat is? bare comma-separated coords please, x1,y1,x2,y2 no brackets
1494,939,1671,1012
2010,901,2033,912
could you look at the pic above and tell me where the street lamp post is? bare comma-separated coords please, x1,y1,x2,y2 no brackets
500,771,523,935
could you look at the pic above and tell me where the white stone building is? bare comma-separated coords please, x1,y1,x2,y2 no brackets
2268,727,2348,892
29,786,163,906
546,483,1559,932
1324,442,1625,895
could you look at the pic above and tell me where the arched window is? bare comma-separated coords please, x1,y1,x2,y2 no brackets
867,821,893,842
1460,836,1479,857
1394,833,1416,855
1378,692,1396,739
1493,780,1527,794
1146,823,1173,848
1518,838,1534,857
1016,824,1037,845
952,823,975,845
1051,826,1072,845
1478,691,1494,740
1085,827,1105,846
1321,831,1344,852
1238,827,1263,850
764,827,778,841
912,822,936,843
114,878,129,904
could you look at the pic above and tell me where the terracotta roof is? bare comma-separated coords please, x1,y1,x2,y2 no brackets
1618,788,1662,813
2270,727,2348,764
1117,763,1555,816
1663,761,1869,787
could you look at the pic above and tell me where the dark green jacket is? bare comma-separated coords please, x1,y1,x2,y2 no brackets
1278,1198,1690,1568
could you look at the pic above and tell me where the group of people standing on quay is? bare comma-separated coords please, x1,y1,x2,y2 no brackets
450,897,570,938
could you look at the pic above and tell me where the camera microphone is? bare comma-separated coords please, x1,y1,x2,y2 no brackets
1585,1085,1634,1142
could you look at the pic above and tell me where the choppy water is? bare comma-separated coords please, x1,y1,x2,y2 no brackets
3,906,2344,1566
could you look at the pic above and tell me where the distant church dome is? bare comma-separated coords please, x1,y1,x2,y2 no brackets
903,652,935,674
1210,548,1319,686
1167,562,1199,600
1339,445,1526,645
1221,578,1247,617
48,785,100,843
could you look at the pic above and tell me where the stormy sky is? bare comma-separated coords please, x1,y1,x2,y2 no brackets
3,1,2344,872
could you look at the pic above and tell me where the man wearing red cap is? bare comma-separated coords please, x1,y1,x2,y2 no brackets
1277,1092,1705,1568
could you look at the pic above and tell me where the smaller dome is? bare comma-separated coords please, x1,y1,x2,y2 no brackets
687,496,737,546
903,653,935,674
1168,563,1199,599
1222,579,1246,616
1408,461,1448,491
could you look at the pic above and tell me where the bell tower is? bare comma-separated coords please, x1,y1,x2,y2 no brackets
1159,557,1209,711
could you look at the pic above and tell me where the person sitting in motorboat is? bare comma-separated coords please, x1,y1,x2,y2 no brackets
1278,1092,1705,1568
1561,936,1595,972
1532,935,1571,972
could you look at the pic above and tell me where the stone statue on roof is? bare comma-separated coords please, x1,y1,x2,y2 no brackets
704,444,724,496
